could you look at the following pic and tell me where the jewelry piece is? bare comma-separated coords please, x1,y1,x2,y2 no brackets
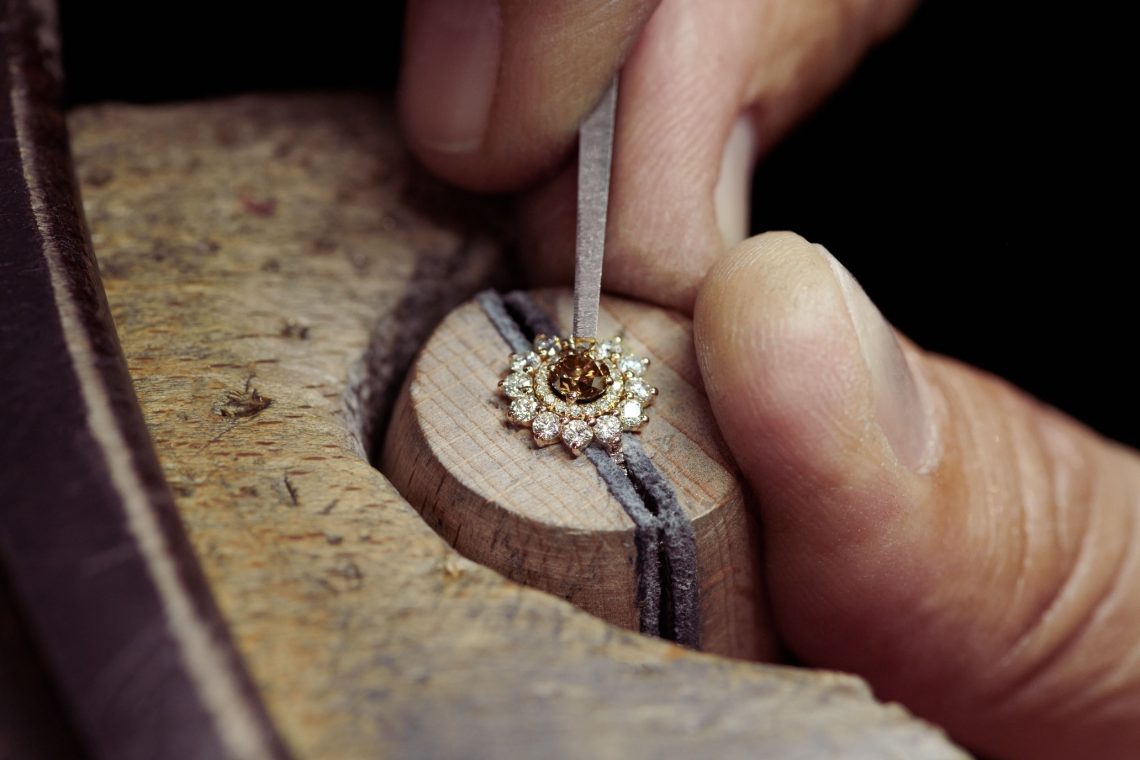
495,76,656,460
499,334,656,459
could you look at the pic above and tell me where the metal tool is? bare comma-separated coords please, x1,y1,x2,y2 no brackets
572,77,618,340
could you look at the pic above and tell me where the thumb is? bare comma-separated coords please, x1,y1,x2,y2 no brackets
398,0,659,191
694,232,1140,759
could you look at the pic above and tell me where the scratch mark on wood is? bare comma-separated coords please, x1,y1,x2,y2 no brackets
283,474,299,506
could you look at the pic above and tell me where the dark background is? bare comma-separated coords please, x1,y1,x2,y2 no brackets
59,2,1136,446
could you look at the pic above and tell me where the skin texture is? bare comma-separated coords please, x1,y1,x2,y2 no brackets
401,0,915,310
399,2,1140,756
694,233,1140,759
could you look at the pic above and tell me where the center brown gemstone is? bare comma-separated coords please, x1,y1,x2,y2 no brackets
549,352,610,402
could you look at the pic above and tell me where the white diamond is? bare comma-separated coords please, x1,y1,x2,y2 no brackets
508,397,538,424
532,412,561,444
627,379,656,405
561,419,593,451
593,415,622,444
597,339,621,357
501,372,533,399
619,355,646,376
619,400,644,429
534,334,558,352
510,352,540,372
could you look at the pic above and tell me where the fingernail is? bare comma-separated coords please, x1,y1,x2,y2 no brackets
401,0,501,154
713,115,759,246
821,246,935,472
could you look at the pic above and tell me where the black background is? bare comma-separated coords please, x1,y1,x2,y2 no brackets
59,2,1137,446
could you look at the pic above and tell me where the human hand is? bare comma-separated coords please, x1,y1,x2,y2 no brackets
399,3,1140,758
398,0,915,310
694,232,1140,759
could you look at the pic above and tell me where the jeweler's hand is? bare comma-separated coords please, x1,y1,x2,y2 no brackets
400,3,1140,758
398,0,916,310
694,232,1140,760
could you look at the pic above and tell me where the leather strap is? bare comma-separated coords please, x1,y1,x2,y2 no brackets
0,2,287,757
478,289,701,648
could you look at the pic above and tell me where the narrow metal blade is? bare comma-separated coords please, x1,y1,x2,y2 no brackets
572,76,617,339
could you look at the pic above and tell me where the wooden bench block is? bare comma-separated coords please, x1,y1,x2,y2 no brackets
383,288,777,661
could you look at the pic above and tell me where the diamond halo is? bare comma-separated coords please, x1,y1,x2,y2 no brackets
498,334,655,458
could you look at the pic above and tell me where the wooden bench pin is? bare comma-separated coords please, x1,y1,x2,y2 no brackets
383,287,773,660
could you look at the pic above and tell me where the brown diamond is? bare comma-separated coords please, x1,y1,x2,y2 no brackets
549,352,610,402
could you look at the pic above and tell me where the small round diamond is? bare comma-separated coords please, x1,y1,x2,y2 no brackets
627,379,656,405
531,412,561,445
510,352,540,372
597,339,621,358
593,415,622,444
561,419,593,451
619,355,647,376
534,334,558,352
501,372,533,399
508,397,538,424
619,400,644,429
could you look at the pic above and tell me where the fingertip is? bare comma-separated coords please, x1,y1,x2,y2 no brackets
399,0,661,193
694,231,931,553
696,232,869,491
400,0,501,155
695,231,946,686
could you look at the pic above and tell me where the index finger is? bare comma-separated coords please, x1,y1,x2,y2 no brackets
399,0,660,192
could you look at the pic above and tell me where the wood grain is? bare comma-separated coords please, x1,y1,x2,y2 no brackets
72,94,968,759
